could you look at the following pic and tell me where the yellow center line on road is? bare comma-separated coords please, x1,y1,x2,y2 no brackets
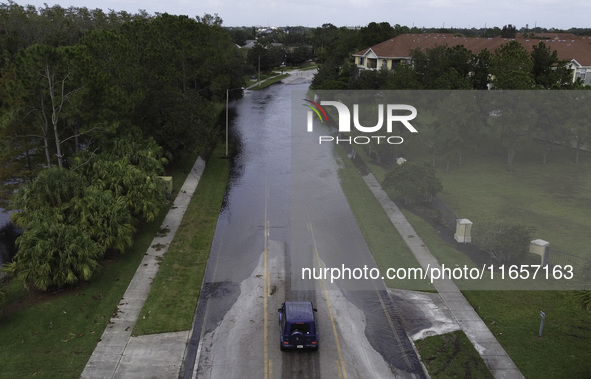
336,359,344,379
308,217,347,379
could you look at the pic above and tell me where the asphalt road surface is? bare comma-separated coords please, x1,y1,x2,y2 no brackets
183,80,425,378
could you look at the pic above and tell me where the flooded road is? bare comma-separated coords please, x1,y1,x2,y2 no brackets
184,78,425,378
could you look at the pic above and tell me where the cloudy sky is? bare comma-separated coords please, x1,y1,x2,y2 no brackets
13,0,591,29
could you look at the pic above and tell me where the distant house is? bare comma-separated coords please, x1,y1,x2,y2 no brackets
240,40,285,50
353,33,591,85
241,40,258,49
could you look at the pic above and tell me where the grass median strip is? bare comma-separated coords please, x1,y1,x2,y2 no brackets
132,145,230,335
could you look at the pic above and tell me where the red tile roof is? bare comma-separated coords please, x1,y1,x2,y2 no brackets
354,33,591,66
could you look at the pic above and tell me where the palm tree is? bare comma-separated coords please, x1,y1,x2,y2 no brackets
73,186,135,252
83,157,164,222
5,208,102,291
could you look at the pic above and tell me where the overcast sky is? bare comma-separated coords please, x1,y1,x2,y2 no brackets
13,0,591,29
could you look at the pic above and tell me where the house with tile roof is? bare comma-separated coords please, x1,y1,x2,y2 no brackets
353,33,591,85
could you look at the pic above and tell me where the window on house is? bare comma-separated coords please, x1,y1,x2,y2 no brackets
358,57,364,66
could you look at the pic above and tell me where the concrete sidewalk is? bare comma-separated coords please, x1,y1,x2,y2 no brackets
363,173,524,379
81,157,206,379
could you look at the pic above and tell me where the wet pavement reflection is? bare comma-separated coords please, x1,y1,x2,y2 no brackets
184,81,425,378
184,83,295,378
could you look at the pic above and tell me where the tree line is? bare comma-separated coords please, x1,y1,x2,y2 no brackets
310,24,591,173
313,37,584,91
0,3,246,291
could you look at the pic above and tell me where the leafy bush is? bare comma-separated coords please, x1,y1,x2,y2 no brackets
382,161,443,204
6,215,103,291
472,221,535,262
6,135,166,291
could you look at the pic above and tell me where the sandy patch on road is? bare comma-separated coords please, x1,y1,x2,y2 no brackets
194,240,284,378
321,287,412,378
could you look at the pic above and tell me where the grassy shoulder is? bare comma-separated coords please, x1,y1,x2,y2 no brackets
333,145,429,291
334,145,495,375
132,144,230,335
414,330,494,379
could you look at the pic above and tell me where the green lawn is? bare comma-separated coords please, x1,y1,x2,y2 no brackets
437,146,591,258
400,207,591,378
249,73,290,90
0,198,174,378
464,290,591,379
341,140,591,378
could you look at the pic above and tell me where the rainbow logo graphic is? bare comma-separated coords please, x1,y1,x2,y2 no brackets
303,99,328,124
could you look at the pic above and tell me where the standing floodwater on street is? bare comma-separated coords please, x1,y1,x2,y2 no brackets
184,73,425,378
